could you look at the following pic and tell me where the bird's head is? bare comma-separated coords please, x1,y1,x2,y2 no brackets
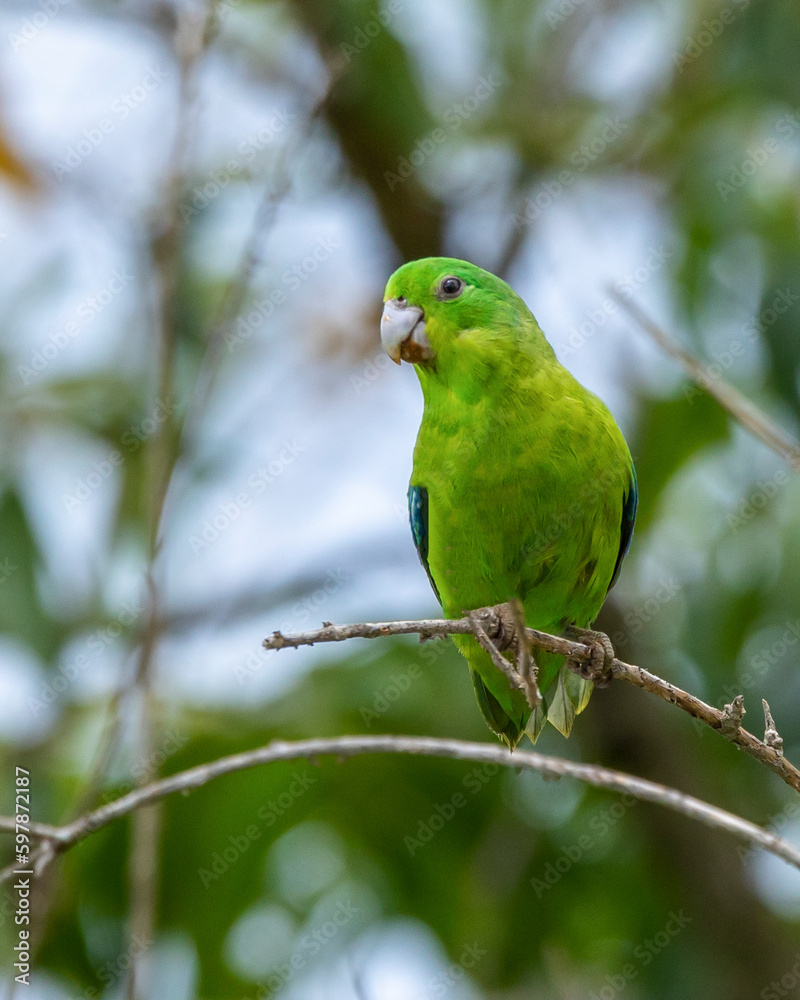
380,257,549,375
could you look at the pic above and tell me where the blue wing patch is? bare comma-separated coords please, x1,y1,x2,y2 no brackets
408,484,441,604
607,463,638,593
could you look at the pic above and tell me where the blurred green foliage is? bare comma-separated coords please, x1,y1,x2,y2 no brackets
3,0,800,998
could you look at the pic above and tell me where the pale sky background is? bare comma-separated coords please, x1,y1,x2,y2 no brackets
2,0,799,995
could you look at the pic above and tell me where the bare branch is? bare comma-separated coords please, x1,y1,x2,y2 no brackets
469,612,524,688
763,699,785,756
613,651,799,791
720,694,746,735
264,614,800,794
182,108,321,438
2,736,800,877
609,290,800,473
123,9,215,997
0,817,64,840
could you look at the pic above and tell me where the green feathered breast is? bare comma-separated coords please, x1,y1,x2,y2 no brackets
384,257,637,748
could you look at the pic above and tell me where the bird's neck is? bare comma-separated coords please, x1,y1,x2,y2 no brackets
415,337,563,413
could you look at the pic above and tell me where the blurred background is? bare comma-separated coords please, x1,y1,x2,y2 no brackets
1,0,800,996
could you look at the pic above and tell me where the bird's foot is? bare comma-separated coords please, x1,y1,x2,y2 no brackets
468,602,541,709
468,603,517,651
565,626,615,688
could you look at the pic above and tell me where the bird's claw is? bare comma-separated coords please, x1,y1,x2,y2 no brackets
469,604,517,652
565,626,615,688
468,602,541,709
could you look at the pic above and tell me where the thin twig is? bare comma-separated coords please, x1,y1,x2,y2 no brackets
609,290,800,473
179,98,326,458
124,9,214,999
181,162,291,438
468,613,525,691
612,656,798,788
0,817,63,839
1,736,799,875
263,614,800,794
720,694,746,736
763,699,784,756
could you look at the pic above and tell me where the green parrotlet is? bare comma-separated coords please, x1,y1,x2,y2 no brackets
380,257,637,748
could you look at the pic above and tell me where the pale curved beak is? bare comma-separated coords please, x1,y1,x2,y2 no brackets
380,298,434,365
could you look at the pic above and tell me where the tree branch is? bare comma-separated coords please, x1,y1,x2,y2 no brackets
263,614,800,794
124,10,215,998
0,817,62,839
2,736,800,880
608,290,800,473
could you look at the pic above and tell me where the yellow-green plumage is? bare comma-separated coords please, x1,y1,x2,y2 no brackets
383,257,637,747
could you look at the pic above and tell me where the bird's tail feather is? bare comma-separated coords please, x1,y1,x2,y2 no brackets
541,667,593,739
525,656,593,742
470,662,592,748
462,638,593,747
470,669,526,750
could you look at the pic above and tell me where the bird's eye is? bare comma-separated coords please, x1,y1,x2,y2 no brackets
438,276,464,299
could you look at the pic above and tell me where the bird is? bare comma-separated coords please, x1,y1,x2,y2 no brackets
380,257,637,748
